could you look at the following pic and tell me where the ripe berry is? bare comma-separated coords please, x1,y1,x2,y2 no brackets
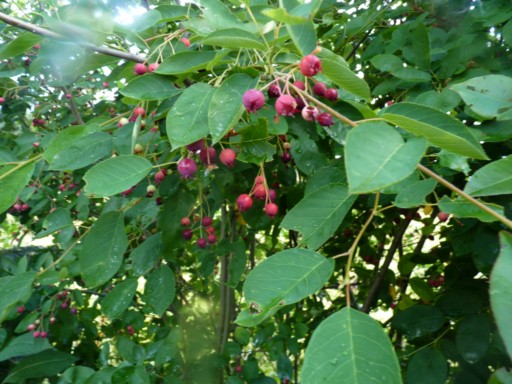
236,194,253,211
197,238,207,248
0,97,5,103
133,107,146,117
181,217,191,226
17,306,24,314
295,96,306,110
207,234,217,244
206,226,215,235
243,89,265,112
301,105,319,121
264,203,279,218
134,63,147,75
317,112,333,127
300,55,322,77
148,63,159,72
27,324,36,331
219,148,236,168
202,216,213,227
40,331,47,338
154,170,166,183
267,84,280,98
33,43,41,50
254,175,265,185
182,229,193,240
199,147,216,165
281,151,292,163
253,184,267,200
437,212,450,222
32,142,40,148
236,365,243,373
180,37,191,47
186,139,204,152
177,158,197,179
33,331,41,338
293,81,306,90
268,189,277,202
65,93,72,99
275,95,297,116
102,82,109,88
313,82,327,96
324,88,338,101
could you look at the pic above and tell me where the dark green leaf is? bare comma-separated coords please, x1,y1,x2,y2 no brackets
44,124,103,161
464,156,512,197
101,278,138,319
456,314,491,364
203,29,265,50
406,348,447,384
120,74,181,101
143,265,175,317
0,272,36,323
156,51,218,75
0,161,36,215
0,333,52,361
0,33,44,60
392,305,444,340
130,232,162,276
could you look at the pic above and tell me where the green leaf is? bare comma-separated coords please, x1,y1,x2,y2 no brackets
370,54,403,72
438,196,504,222
345,121,426,193
0,272,36,324
393,305,444,340
47,131,112,171
60,366,95,384
83,155,152,197
120,74,181,101
318,49,371,100
3,350,77,383
0,33,44,60
166,83,215,149
156,5,194,21
237,120,275,164
464,156,512,197
456,314,491,364
227,239,247,288
409,277,436,302
0,333,52,362
79,211,128,288
130,232,162,276
203,29,265,50
301,307,401,384
280,183,356,250
143,265,176,317
490,232,512,360
391,67,431,82
451,75,512,120
236,248,334,327
35,207,74,238
394,178,437,208
261,8,309,24
209,73,259,143
101,278,138,319
156,51,218,75
44,124,103,162
279,0,317,56
406,348,447,384
0,161,36,215
381,102,488,160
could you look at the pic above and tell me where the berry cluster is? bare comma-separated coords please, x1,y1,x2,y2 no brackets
236,174,279,219
181,214,217,247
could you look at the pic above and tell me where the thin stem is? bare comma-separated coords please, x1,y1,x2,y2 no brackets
417,163,512,229
345,193,380,307
0,155,42,181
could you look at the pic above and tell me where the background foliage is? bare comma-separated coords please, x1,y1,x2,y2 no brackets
1,0,512,383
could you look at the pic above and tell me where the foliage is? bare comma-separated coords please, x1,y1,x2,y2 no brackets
1,0,512,383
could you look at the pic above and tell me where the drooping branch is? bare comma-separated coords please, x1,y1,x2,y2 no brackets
0,11,145,63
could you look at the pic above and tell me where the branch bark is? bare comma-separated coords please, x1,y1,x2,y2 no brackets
0,11,145,63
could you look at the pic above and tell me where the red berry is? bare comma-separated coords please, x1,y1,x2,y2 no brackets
219,148,236,168
32,142,39,148
180,37,191,47
38,119,46,126
33,43,41,50
186,139,204,152
253,184,267,200
102,82,109,88
33,331,41,338
313,82,327,96
17,306,25,314
254,175,265,185
197,238,207,248
206,226,215,235
154,170,166,183
133,107,146,117
317,112,333,127
267,84,280,98
437,212,450,222
199,147,216,165
264,203,279,218
148,63,159,72
177,158,197,179
202,216,213,227
293,80,305,90
236,194,253,211
268,189,277,202
181,217,191,226
324,88,338,101
299,55,322,77
301,105,319,121
243,89,265,113
275,95,297,116
207,234,217,244
65,93,72,99
40,331,47,338
281,151,292,163
295,96,306,111
134,63,147,75
236,366,243,373
182,229,193,240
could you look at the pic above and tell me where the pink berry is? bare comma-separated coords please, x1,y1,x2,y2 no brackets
317,112,333,127
253,184,267,200
199,147,216,165
133,107,146,118
197,238,207,248
202,216,213,227
0,97,5,103
65,93,72,99
313,82,327,96
32,142,39,148
17,306,25,314
134,63,147,75
28,324,36,331
254,175,265,185
264,203,279,218
275,95,297,116
207,234,217,244
38,119,45,126
299,55,322,77
180,37,191,47
294,81,305,90
70,307,77,315
154,170,166,183
268,189,277,202
182,229,193,240
186,139,204,152
148,63,159,72
236,366,243,373
324,88,338,101
301,105,319,121
437,212,450,222
181,217,191,226
102,82,109,88
219,148,236,168
33,43,41,50
243,89,265,113
40,331,47,338
236,194,253,211
177,158,197,179
33,331,41,338
267,84,280,98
